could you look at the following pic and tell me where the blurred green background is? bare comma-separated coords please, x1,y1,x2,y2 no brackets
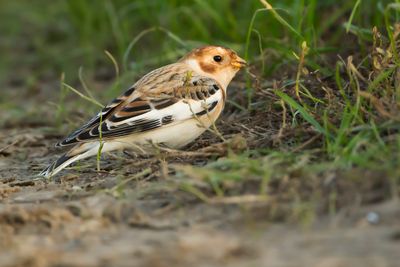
1,0,396,90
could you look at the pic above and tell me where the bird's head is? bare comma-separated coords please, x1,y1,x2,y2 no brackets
181,46,247,88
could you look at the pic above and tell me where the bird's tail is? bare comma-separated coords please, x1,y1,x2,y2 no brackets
39,143,99,178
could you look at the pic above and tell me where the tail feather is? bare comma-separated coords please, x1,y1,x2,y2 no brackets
39,143,98,178
39,154,75,178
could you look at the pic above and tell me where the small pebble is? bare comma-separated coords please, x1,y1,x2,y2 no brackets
366,212,380,224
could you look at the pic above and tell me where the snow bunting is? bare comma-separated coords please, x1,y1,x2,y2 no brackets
40,46,246,177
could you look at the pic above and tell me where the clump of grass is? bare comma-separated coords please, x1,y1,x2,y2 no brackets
169,0,400,220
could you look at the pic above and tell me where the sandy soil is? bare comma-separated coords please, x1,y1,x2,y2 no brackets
0,126,399,267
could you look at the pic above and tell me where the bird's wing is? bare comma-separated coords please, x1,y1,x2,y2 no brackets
57,63,223,147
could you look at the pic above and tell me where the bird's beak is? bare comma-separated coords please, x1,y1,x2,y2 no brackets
231,56,247,68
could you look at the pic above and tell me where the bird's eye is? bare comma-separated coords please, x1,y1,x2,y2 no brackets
213,55,222,62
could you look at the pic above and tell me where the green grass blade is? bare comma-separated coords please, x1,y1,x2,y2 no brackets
275,91,328,137
346,0,362,33
259,0,304,40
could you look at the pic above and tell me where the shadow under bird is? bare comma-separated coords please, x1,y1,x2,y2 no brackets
40,45,247,177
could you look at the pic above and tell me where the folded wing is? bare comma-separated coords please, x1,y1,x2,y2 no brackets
57,64,223,147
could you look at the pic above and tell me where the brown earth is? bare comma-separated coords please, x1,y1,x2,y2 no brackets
0,107,399,267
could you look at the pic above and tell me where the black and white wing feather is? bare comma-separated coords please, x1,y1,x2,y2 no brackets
57,63,223,147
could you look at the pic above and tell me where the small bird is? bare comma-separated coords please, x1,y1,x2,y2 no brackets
40,46,246,177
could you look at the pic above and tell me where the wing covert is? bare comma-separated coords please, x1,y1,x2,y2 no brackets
56,64,223,146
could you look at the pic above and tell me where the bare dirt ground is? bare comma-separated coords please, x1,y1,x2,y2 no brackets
0,109,399,266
